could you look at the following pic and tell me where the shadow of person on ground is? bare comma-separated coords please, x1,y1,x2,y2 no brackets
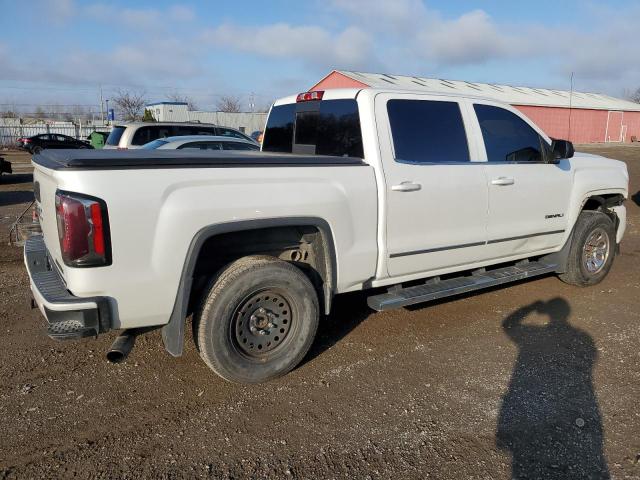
632,191,640,207
497,297,609,479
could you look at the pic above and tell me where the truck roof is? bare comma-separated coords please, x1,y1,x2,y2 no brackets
273,87,513,107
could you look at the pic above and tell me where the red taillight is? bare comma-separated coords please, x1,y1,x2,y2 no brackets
296,91,324,102
55,191,110,267
20,138,32,143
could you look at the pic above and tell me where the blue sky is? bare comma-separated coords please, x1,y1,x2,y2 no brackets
1,0,638,113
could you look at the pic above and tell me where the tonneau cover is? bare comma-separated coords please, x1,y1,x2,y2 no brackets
32,149,366,170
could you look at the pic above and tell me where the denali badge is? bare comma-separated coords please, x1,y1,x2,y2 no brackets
545,213,564,219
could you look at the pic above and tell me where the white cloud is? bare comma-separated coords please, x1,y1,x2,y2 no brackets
84,3,195,30
201,22,376,70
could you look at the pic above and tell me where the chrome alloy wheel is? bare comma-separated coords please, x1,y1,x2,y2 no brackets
582,227,610,274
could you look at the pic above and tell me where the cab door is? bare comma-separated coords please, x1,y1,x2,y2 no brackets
470,101,572,258
376,93,489,278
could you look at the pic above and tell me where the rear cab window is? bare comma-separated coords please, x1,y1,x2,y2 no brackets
263,98,364,158
105,126,126,146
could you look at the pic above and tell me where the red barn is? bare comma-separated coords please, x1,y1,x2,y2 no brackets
311,70,640,144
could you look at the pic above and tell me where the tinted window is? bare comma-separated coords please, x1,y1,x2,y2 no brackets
131,126,172,145
178,142,222,150
474,104,549,162
141,139,169,149
222,142,259,151
263,100,364,158
387,99,469,163
105,126,126,146
262,103,295,153
175,126,217,136
218,127,251,141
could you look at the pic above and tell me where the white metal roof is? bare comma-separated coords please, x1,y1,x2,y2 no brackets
334,70,640,112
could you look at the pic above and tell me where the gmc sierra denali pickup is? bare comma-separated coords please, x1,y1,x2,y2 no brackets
25,88,628,383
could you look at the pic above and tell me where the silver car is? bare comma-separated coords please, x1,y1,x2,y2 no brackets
141,135,260,151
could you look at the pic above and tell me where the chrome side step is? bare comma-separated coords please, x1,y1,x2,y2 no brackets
367,261,557,311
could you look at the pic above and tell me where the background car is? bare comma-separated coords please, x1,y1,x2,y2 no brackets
16,134,93,154
250,130,263,143
141,135,260,151
104,122,257,150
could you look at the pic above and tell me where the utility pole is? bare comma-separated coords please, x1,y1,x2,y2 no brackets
249,92,256,112
99,85,105,125
568,72,574,141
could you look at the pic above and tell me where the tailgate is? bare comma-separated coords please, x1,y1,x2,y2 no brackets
33,163,65,276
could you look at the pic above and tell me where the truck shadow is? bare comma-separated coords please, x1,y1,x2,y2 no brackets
496,297,609,479
302,291,373,365
0,190,34,207
632,190,640,207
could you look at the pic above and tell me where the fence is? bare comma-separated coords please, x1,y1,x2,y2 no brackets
0,121,111,147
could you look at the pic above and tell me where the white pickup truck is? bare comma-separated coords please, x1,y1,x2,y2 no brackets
26,88,628,383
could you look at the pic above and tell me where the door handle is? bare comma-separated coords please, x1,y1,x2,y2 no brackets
391,181,422,192
491,177,515,186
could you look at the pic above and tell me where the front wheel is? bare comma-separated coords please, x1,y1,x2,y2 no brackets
193,255,319,384
559,211,616,286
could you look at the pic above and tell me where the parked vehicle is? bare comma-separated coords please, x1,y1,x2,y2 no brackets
26,87,628,384
103,122,256,150
16,134,93,154
141,135,259,151
250,130,263,143
0,155,11,177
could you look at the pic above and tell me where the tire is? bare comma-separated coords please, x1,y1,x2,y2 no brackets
559,211,616,286
193,255,319,384
32,146,43,154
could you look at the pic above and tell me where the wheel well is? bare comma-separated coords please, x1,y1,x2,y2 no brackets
188,225,333,317
582,194,624,211
581,193,624,228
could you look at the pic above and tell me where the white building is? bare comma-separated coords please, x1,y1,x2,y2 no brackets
145,102,267,134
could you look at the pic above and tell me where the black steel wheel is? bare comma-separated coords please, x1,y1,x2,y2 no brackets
194,255,319,384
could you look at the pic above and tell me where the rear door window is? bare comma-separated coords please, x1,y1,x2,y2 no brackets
263,99,363,157
105,126,126,146
473,104,550,162
222,142,259,151
387,99,470,164
131,126,172,146
178,142,222,150
174,126,217,136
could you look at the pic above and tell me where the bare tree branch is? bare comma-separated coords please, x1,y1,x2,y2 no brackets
629,87,640,104
167,92,198,110
112,89,147,121
216,95,242,113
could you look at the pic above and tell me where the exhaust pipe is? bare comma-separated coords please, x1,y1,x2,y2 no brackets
106,330,138,363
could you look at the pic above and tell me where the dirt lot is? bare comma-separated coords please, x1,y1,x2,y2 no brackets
1,146,639,479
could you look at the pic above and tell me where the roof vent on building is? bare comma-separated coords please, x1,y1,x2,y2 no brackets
379,77,396,84
412,80,426,87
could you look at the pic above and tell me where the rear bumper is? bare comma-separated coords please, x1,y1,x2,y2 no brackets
24,236,112,340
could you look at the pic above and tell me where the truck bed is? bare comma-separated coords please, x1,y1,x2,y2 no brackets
33,149,366,170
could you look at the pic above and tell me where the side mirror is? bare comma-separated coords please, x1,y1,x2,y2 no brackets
551,139,574,160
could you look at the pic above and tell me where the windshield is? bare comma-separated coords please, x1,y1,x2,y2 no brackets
105,126,126,146
141,139,170,150
262,99,363,158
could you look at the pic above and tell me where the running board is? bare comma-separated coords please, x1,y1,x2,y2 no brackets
367,261,557,311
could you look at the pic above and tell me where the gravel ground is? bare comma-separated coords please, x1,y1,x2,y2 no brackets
0,146,639,479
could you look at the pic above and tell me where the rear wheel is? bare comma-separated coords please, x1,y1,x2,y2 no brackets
559,211,616,286
32,146,43,154
193,255,319,384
